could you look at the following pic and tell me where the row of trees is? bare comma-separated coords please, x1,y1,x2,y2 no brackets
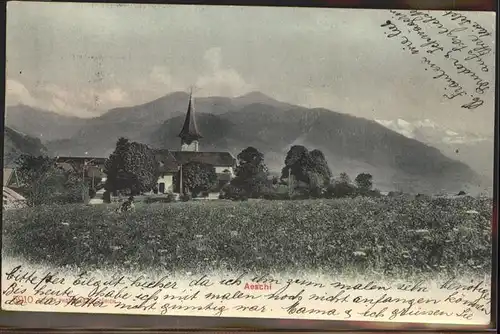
102,138,377,201
12,137,377,206
220,145,376,201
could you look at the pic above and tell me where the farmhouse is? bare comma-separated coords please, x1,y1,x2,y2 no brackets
153,92,236,194
3,167,21,188
3,168,26,210
3,186,26,210
55,156,108,188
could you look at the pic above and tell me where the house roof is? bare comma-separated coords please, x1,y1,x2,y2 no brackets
3,168,13,187
3,168,22,187
171,151,236,167
154,149,180,173
3,186,26,201
56,156,107,166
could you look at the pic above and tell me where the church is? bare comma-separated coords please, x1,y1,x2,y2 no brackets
153,92,236,195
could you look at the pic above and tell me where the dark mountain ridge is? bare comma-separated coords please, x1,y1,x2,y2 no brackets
5,104,87,141
41,92,288,156
150,104,483,194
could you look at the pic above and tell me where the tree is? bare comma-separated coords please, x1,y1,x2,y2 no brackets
15,155,60,206
174,161,218,198
281,145,332,195
355,173,373,192
324,172,356,199
15,154,83,206
339,172,351,184
281,145,309,184
104,137,159,195
309,150,331,176
230,147,269,197
325,182,357,199
308,149,332,187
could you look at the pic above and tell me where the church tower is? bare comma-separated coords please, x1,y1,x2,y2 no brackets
178,90,202,152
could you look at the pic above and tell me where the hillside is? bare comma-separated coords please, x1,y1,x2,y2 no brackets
151,105,486,194
374,118,494,181
5,104,87,142
3,127,48,167
44,91,268,156
7,91,489,194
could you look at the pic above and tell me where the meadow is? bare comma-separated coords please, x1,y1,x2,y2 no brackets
2,196,493,277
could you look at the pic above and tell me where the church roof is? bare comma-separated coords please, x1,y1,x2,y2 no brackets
154,149,180,173
171,151,236,167
178,92,202,142
153,149,236,173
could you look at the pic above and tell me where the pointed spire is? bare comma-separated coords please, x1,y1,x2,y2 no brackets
179,88,202,143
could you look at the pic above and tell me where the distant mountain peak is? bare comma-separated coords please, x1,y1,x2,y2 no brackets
164,91,190,99
374,118,490,145
234,91,292,109
142,91,190,106
237,91,273,99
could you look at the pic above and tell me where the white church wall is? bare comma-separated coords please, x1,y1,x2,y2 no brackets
180,141,199,152
157,174,174,193
215,166,235,177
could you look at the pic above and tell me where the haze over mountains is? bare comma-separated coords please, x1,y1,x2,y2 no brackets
374,118,494,181
4,91,493,195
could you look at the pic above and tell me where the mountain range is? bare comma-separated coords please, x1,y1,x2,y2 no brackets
374,118,494,181
3,126,48,167
4,92,493,195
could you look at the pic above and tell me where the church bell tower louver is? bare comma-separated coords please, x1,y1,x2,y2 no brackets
178,89,202,152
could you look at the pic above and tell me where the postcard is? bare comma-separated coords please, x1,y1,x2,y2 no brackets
2,1,496,326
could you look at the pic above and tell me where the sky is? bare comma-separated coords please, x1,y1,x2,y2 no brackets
5,2,496,136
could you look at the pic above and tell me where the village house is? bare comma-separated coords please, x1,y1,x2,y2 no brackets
3,168,26,210
55,156,108,187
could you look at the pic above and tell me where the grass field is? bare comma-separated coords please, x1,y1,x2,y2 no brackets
2,196,493,277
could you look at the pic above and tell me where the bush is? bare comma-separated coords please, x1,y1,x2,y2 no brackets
415,193,431,200
144,193,176,204
180,193,192,202
308,186,324,199
50,190,82,205
357,188,382,198
103,191,111,203
367,189,382,197
89,188,97,199
260,191,290,201
219,184,245,200
324,182,356,199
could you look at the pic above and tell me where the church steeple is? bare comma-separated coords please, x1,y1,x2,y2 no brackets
179,89,202,152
